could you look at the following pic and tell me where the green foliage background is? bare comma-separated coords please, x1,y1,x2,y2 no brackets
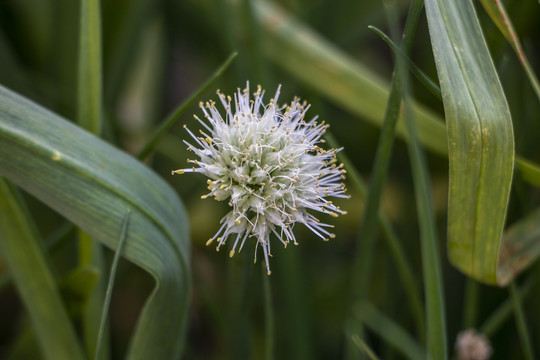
0,0,540,359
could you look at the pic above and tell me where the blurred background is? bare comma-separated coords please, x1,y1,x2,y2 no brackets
0,0,540,359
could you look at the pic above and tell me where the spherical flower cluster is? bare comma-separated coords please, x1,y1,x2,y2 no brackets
455,329,492,360
172,84,348,274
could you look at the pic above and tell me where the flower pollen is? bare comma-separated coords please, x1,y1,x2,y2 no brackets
172,83,348,274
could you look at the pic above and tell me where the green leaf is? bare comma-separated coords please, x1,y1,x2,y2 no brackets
95,210,131,360
0,179,86,360
425,0,517,285
0,85,190,359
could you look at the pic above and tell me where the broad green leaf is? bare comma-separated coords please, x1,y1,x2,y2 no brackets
0,179,86,360
0,85,190,359
425,0,513,284
424,0,540,286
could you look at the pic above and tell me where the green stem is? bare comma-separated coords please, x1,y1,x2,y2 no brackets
509,282,535,360
263,265,274,360
77,0,103,135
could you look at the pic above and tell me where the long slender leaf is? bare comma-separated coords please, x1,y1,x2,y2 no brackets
95,210,131,360
478,0,540,102
354,301,426,360
0,85,190,359
326,132,425,338
0,179,85,360
509,282,535,360
137,51,237,159
479,276,534,336
390,0,447,356
368,26,442,100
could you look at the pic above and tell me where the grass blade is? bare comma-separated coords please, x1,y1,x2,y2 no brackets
478,0,540,102
137,51,237,160
368,25,441,100
509,282,535,360
479,277,534,336
387,0,447,356
0,85,190,359
326,132,425,338
354,301,426,360
350,335,381,360
0,179,85,360
95,210,131,360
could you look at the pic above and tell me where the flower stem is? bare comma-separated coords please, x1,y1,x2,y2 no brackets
263,264,274,360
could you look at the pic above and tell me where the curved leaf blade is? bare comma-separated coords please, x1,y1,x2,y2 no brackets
0,85,190,358
425,0,515,284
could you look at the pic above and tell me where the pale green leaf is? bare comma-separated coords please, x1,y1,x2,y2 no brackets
0,85,190,359
424,0,540,286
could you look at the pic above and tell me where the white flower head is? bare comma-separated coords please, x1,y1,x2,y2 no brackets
172,83,348,274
